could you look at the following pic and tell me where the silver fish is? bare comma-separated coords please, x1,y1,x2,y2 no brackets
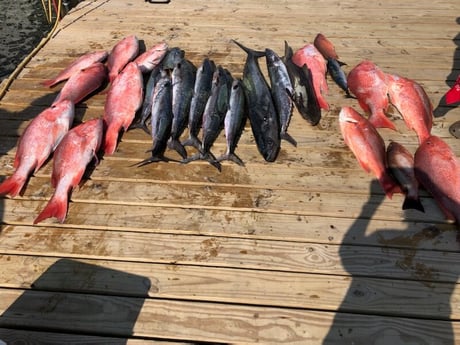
183,66,230,171
233,39,280,162
283,41,321,126
216,78,247,166
136,70,174,166
168,59,196,159
265,47,296,147
183,57,216,151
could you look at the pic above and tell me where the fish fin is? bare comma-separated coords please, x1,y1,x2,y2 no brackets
168,139,188,159
133,155,171,167
181,152,201,164
41,79,59,88
182,136,203,152
337,60,347,66
281,131,297,147
182,152,222,171
202,152,222,171
402,196,425,213
0,175,27,197
216,153,245,167
369,112,397,131
129,120,151,135
231,40,266,58
379,174,401,199
445,82,460,105
103,125,120,155
317,94,330,110
34,193,68,224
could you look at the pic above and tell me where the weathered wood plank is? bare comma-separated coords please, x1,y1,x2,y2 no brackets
0,226,458,283
0,0,459,343
0,288,459,344
0,328,173,345
0,255,458,319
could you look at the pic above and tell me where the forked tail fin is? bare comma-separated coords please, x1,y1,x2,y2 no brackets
41,79,59,88
34,193,68,224
369,111,397,131
0,175,27,197
103,124,120,155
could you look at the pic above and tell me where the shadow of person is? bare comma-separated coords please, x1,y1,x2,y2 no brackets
0,258,151,343
323,179,456,344
433,16,460,118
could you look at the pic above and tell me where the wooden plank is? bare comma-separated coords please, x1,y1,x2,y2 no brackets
0,288,459,344
0,0,459,343
0,181,447,226
0,226,459,282
0,255,459,319
0,328,175,345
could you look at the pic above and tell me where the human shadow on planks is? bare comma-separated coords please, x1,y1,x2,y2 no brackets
433,16,460,118
0,258,151,344
323,179,456,345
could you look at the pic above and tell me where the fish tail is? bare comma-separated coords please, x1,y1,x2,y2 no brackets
103,124,120,155
216,152,245,167
445,77,460,104
231,40,266,58
0,175,27,197
317,94,330,111
181,152,201,164
41,79,57,88
128,120,150,135
168,139,188,159
281,131,297,147
369,112,397,131
34,193,68,224
379,174,401,199
402,196,425,213
134,155,170,167
202,152,222,171
182,136,203,152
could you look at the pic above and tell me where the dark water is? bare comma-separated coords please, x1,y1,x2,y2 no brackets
0,1,52,81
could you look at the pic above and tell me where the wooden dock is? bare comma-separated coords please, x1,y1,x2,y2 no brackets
0,0,459,343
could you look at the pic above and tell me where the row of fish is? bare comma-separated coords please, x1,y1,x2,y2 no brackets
133,34,348,168
340,59,460,226
0,33,341,223
0,35,170,223
2,31,458,227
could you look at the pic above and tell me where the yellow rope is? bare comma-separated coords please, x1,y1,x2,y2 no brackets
0,0,62,101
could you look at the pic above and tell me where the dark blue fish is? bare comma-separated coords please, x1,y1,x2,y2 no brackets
327,58,351,96
265,48,296,147
233,40,280,162
183,66,230,171
168,59,196,159
183,57,216,151
135,71,175,166
161,47,185,70
217,78,247,166
283,41,321,126
130,63,163,134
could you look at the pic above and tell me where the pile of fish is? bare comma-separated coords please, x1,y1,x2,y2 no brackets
0,33,347,224
340,59,460,226
132,34,346,169
1,31,459,229
0,35,169,223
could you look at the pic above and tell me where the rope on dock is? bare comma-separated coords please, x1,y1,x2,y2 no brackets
0,0,62,101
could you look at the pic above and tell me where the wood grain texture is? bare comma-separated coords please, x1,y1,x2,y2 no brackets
0,0,459,343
